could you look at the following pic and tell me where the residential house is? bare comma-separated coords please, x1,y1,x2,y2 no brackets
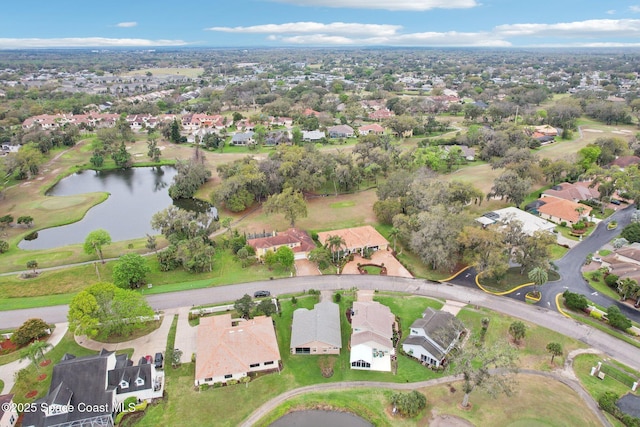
195,314,281,386
602,243,640,286
358,124,385,135
290,301,342,355
368,109,395,121
231,131,255,146
444,145,475,161
247,228,316,260
264,130,290,146
317,225,389,257
610,156,640,170
0,394,18,427
327,125,355,138
303,108,320,117
302,130,325,142
537,198,592,226
402,307,464,368
23,349,163,427
269,116,293,127
541,181,600,203
235,119,256,131
350,301,395,372
476,207,556,237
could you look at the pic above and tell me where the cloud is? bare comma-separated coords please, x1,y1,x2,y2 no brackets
495,19,640,38
606,10,616,15
207,22,401,37
271,0,478,11
116,21,138,28
0,38,189,49
630,5,640,13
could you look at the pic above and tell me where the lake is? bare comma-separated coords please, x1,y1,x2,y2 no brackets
269,410,373,427
19,166,215,250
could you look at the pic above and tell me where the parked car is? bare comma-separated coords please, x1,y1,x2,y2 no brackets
145,355,153,364
154,352,163,368
254,290,270,298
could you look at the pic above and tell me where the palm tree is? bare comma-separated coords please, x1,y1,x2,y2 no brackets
618,278,639,301
326,235,346,264
389,227,400,253
527,267,548,298
19,341,52,371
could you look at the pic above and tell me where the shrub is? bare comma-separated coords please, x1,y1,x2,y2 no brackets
390,391,427,417
605,274,620,288
563,290,589,311
199,384,210,391
227,379,238,386
607,306,632,331
590,310,603,320
11,318,50,346
213,382,223,388
334,292,341,303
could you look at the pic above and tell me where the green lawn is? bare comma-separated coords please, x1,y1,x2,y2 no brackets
574,353,639,400
478,267,560,294
583,270,620,300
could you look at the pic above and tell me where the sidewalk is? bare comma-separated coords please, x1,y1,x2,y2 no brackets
75,313,173,363
0,322,68,394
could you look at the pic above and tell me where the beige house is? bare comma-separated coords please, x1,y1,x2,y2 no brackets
537,198,592,225
317,225,389,256
247,228,315,260
195,314,281,386
290,301,342,355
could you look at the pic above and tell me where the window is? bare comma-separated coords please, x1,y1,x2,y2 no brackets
224,374,233,379
205,377,213,382
249,363,260,368
264,361,274,365
119,380,129,389
295,347,310,354
351,360,371,368
135,377,145,386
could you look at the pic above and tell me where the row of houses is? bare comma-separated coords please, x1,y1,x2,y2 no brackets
193,298,465,387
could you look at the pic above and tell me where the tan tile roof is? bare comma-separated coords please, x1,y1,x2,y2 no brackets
537,198,592,223
317,225,388,252
196,314,280,381
542,181,600,202
247,228,315,253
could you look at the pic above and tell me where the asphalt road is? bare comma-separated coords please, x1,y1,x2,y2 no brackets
3,274,640,372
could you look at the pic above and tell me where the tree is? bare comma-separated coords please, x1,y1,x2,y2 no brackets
170,118,182,144
234,294,254,319
0,240,8,253
170,348,183,368
308,246,332,270
326,234,346,264
11,318,50,346
607,305,632,331
111,142,132,168
145,234,157,253
621,222,640,244
20,341,51,371
275,245,294,270
168,149,211,199
256,299,276,317
22,261,38,276
390,391,427,417
147,139,161,162
563,290,589,311
527,267,548,297
83,229,112,264
508,321,527,344
17,215,34,228
546,342,563,363
449,340,519,409
112,253,150,289
67,282,154,339
263,187,307,227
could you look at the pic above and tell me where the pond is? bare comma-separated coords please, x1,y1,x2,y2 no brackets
19,166,216,250
269,410,373,427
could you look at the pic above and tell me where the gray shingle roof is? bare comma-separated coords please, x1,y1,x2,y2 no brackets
410,307,464,350
290,301,342,349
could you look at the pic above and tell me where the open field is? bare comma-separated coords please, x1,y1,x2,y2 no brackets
254,375,602,427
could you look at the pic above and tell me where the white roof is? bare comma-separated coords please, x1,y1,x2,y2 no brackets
490,207,556,236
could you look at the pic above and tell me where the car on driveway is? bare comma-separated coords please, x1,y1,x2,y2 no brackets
254,290,270,298
154,352,163,369
145,355,153,364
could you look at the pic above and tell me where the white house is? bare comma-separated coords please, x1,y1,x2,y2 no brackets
350,301,395,372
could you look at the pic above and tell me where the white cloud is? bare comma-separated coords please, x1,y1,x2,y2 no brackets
606,10,616,15
207,22,401,37
116,21,138,28
495,19,640,38
630,5,640,13
272,0,478,11
0,38,188,49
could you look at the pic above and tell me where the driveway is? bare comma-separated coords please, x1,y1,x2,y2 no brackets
294,259,321,276
342,250,413,278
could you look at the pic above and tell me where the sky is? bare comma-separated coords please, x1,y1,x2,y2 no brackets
2,0,640,49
